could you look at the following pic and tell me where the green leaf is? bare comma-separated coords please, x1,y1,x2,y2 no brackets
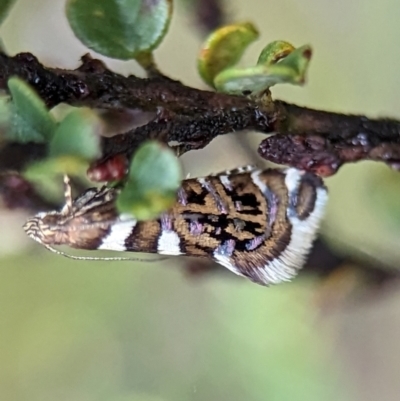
24,156,89,179
0,95,11,128
214,45,312,94
197,21,259,87
0,0,16,25
257,40,296,66
117,141,182,220
7,77,57,143
66,0,173,60
49,108,102,161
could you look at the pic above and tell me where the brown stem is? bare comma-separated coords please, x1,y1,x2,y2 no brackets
260,102,400,176
0,52,257,114
0,51,399,177
276,102,400,141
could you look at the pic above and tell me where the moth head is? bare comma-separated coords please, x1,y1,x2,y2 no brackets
23,184,122,250
23,211,69,246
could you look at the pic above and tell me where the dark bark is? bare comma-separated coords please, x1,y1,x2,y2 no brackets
0,52,276,165
260,103,400,175
0,51,399,183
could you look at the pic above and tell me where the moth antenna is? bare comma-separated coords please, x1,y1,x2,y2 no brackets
43,244,167,263
63,174,73,211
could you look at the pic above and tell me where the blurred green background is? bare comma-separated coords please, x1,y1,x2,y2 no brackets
1,0,400,400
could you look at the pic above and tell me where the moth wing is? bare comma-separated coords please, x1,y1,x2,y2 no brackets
212,169,328,286
211,164,259,177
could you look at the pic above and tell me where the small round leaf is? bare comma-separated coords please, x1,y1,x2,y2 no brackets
7,77,57,143
197,21,259,87
66,0,173,60
49,108,102,161
24,156,89,180
257,40,296,66
214,45,312,94
117,141,182,220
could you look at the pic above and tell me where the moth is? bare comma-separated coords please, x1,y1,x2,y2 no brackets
23,166,328,286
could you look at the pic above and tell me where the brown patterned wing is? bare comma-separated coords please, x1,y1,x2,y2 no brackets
170,168,328,285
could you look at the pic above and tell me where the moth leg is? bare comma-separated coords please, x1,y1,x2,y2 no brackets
63,175,73,212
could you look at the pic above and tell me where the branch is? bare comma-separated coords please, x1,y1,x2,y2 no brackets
99,105,271,161
261,102,400,175
0,52,258,114
0,52,399,178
